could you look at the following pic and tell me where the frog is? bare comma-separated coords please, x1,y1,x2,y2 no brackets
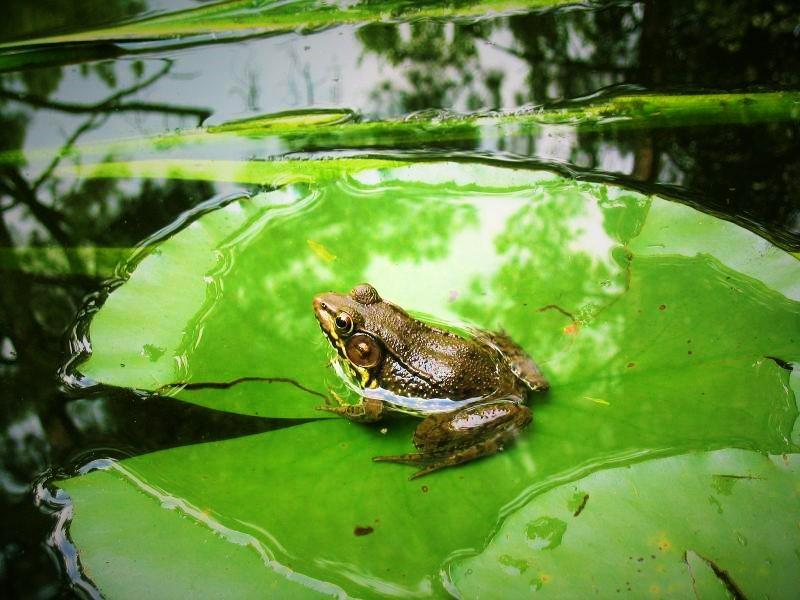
312,283,548,479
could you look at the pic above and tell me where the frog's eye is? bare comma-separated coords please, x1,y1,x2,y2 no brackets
345,333,382,368
334,312,354,335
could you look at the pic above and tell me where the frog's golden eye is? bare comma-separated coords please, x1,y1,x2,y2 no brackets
345,333,382,368
334,312,354,335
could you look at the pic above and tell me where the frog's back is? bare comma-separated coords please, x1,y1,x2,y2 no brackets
365,301,510,400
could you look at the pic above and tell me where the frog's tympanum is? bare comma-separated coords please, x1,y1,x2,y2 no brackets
313,283,548,478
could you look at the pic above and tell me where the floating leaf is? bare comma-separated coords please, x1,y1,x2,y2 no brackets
62,161,799,596
60,457,333,599
450,450,800,598
74,161,799,421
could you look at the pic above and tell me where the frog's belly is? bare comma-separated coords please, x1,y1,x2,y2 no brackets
362,386,490,416
332,358,503,416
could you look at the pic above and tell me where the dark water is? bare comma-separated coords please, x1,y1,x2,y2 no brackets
1,0,799,596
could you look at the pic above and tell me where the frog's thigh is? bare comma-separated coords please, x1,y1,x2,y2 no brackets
413,400,531,453
481,330,549,391
395,401,531,478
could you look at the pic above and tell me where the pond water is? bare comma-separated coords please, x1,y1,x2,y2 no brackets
1,1,799,597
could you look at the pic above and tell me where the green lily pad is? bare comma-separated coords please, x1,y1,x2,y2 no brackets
60,457,332,599
449,449,800,598
62,160,800,596
77,160,799,423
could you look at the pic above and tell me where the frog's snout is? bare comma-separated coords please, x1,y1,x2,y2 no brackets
313,293,335,317
313,293,341,330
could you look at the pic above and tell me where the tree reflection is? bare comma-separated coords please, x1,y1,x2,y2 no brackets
356,0,800,247
358,20,500,113
0,43,217,596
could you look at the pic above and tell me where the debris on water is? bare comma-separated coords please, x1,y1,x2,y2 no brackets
307,239,336,262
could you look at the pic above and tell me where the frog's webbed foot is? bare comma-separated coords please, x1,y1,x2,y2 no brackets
475,329,549,392
373,400,531,479
317,396,385,423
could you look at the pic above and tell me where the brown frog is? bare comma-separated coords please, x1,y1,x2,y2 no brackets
313,283,548,478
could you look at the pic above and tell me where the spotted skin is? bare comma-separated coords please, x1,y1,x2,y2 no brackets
313,283,548,478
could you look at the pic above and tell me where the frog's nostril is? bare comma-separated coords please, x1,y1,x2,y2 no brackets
321,302,328,309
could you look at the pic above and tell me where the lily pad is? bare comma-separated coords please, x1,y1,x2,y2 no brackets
449,450,800,598
61,161,800,596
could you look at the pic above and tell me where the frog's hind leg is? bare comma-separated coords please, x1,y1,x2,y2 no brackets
476,329,549,392
374,400,531,479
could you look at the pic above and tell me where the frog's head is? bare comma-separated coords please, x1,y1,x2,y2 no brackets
313,284,386,379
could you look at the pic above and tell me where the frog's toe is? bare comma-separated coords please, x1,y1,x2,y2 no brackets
374,453,454,479
372,452,425,466
409,462,448,480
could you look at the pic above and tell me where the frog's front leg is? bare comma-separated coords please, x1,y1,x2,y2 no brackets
317,395,386,423
374,400,531,479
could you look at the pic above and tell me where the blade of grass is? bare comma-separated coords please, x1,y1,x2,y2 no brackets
0,0,584,48
13,92,798,170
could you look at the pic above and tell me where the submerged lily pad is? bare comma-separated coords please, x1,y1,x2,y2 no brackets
63,161,799,596
450,450,800,598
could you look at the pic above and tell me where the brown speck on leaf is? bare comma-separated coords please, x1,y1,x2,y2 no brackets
627,362,635,368
354,526,374,536
688,350,693,355
658,304,666,311
573,493,589,516
421,485,429,493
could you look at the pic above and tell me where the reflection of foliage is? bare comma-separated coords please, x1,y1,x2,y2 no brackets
355,2,800,247
0,0,146,43
505,7,637,103
0,8,216,589
455,182,648,384
358,20,501,113
214,177,480,336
